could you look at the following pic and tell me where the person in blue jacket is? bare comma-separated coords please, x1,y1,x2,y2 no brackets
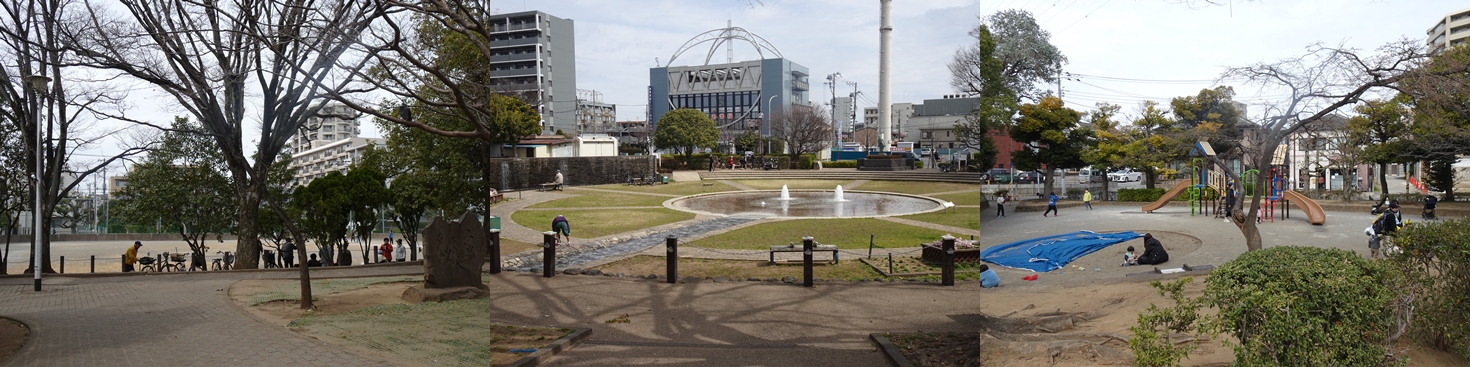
1042,192,1060,217
979,264,1000,288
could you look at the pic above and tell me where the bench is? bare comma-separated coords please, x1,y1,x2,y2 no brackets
490,192,505,204
769,244,839,265
539,183,563,191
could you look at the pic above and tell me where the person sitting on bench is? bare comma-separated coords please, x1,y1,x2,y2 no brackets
1135,233,1169,265
542,169,565,190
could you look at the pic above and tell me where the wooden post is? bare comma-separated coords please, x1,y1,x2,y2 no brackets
666,236,678,284
802,236,814,287
941,235,956,286
542,231,556,278
488,229,502,274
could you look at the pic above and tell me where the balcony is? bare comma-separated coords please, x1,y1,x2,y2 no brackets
490,68,538,78
489,22,541,33
490,37,541,48
792,79,809,91
489,52,539,63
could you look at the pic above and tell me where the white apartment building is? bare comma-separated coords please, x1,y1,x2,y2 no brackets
1428,7,1470,54
289,137,385,187
289,104,361,155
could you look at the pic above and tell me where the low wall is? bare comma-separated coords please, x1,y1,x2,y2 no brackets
2,233,240,244
489,156,659,190
857,158,915,171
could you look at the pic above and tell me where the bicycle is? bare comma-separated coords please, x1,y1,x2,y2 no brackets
211,251,234,271
137,256,158,272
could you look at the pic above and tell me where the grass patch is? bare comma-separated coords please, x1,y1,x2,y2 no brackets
592,255,884,281
877,256,984,281
730,179,850,190
527,193,669,208
498,238,541,255
897,210,981,231
583,181,737,196
688,218,948,250
288,299,574,367
930,191,985,206
853,181,979,195
249,276,418,305
511,208,695,238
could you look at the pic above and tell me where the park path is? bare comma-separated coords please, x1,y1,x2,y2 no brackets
0,265,423,367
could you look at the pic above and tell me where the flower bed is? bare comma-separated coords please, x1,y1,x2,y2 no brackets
919,237,982,263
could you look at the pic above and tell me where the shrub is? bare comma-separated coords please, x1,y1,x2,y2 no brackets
1389,218,1470,358
1131,277,1206,367
914,161,924,169
1065,188,1084,200
1118,188,1166,202
798,154,815,169
1204,246,1397,366
825,160,857,168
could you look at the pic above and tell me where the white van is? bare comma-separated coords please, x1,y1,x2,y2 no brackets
1079,167,1105,183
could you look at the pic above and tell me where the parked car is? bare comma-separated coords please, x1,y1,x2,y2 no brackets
987,169,1012,184
1078,167,1107,183
1015,171,1044,184
1109,168,1143,182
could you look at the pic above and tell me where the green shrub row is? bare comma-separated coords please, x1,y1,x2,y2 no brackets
1390,218,1470,359
1118,188,1166,202
824,160,857,168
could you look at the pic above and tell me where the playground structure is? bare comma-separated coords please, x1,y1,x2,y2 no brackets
1141,141,1325,225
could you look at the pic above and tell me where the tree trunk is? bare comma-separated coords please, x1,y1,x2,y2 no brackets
1144,167,1157,190
1377,163,1388,199
234,187,262,269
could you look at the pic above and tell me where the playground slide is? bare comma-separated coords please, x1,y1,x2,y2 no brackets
1280,190,1327,225
1142,180,1193,213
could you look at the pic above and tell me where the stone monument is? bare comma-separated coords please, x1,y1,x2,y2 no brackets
402,213,490,302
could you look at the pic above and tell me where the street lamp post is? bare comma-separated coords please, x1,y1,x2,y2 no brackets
27,74,51,292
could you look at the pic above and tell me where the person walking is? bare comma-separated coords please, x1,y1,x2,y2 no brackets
994,194,1007,218
281,238,296,268
1083,190,1093,210
1043,192,1060,217
123,241,143,272
552,215,571,244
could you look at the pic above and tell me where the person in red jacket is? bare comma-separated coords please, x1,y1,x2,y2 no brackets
379,238,394,264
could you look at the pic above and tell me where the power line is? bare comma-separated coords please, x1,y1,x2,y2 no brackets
1058,0,1113,33
1068,72,1220,84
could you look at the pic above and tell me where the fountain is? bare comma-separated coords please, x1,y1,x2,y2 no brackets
779,185,792,200
834,185,846,202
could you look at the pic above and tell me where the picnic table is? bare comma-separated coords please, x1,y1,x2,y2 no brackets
768,244,839,265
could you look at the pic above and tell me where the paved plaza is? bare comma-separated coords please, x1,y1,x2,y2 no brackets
0,177,1412,366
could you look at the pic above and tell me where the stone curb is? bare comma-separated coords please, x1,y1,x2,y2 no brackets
868,333,915,367
504,327,592,367
0,261,425,280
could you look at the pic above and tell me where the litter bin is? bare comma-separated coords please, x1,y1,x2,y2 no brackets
486,216,501,230
661,175,670,184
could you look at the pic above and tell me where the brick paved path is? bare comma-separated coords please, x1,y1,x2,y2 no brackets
0,268,419,367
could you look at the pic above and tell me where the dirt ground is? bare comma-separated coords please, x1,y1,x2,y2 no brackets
0,317,28,365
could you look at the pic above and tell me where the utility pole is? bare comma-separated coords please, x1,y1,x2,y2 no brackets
825,73,841,146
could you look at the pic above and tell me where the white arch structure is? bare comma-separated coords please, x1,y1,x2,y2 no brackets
668,25,783,66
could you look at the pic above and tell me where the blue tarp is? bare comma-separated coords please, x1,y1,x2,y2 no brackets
980,231,1143,272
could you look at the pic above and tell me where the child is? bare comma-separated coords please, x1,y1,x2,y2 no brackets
979,264,1000,288
1122,246,1138,266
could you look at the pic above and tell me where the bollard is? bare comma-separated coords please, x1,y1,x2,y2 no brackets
488,229,502,274
888,253,893,275
666,236,678,284
121,255,126,272
941,235,956,286
542,231,556,278
60,256,64,274
802,236,814,287
90,255,95,273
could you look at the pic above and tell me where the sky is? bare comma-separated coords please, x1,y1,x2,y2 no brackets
81,0,1467,165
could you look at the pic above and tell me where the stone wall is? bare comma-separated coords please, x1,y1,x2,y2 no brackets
489,156,659,190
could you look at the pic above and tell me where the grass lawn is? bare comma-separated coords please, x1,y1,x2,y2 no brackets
527,192,670,208
511,208,695,239
498,237,541,255
930,191,984,206
593,255,885,281
853,181,980,195
897,209,982,231
688,218,948,250
288,299,574,367
583,181,738,196
731,179,851,190
592,255,982,282
249,276,419,305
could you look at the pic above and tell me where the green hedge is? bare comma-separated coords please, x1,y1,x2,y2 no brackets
1205,246,1396,366
1118,188,1166,202
825,160,857,168
1390,218,1470,358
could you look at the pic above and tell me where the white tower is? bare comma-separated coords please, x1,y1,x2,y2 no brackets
877,0,893,151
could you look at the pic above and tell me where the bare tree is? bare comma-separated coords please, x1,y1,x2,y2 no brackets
1216,40,1467,251
769,104,834,167
64,0,380,274
1,0,148,274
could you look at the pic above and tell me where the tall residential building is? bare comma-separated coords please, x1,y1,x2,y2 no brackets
575,90,617,134
288,103,360,155
832,96,854,134
485,10,576,134
1427,7,1470,54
